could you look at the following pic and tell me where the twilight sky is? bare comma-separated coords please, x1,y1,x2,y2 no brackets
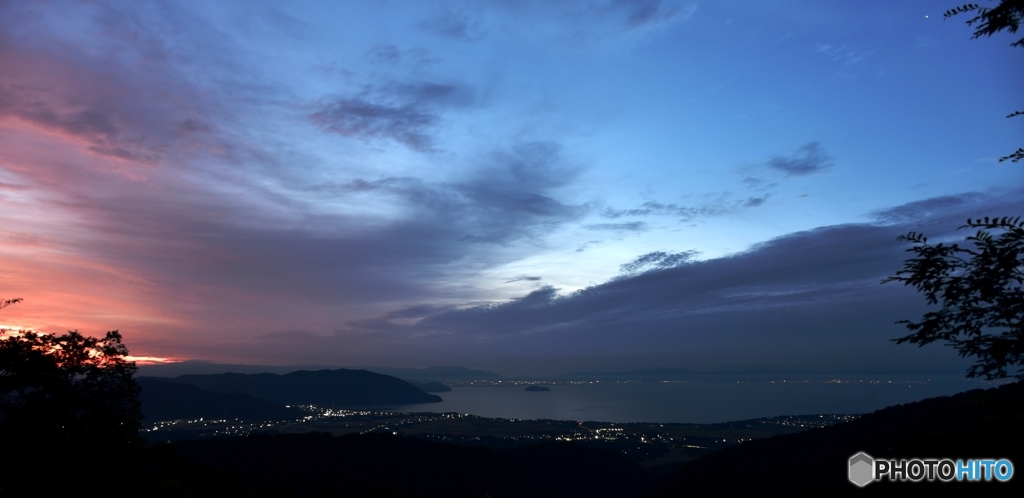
0,0,1021,376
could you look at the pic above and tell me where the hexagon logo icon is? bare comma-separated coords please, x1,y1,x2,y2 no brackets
848,452,875,487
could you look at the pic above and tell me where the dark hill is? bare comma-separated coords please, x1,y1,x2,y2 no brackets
170,368,442,407
167,432,653,498
648,380,1024,497
137,377,302,423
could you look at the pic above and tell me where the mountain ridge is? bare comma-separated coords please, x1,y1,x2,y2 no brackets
168,368,442,407
137,377,302,423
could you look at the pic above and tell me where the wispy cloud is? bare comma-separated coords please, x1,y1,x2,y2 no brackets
0,72,185,165
310,82,474,152
766,142,834,176
367,44,401,63
420,10,487,41
310,99,438,152
575,240,603,253
583,221,648,231
606,0,699,30
603,200,727,220
816,43,868,67
871,193,983,224
505,276,543,284
308,142,584,246
602,192,769,223
742,194,770,208
617,250,699,277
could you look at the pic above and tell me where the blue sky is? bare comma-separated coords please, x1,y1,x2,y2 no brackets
0,0,1021,375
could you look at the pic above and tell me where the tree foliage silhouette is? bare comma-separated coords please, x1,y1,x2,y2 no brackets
885,217,1024,379
0,300,143,483
945,0,1024,162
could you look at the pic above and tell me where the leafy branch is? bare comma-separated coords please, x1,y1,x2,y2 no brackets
884,217,1024,379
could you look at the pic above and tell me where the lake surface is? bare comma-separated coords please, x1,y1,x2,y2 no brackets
387,375,1007,424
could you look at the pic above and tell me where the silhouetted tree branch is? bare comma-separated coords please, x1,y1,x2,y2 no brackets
946,1,1024,162
884,217,1024,379
945,1,1024,46
0,297,22,310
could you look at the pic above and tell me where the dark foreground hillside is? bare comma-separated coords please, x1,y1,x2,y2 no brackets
165,432,653,498
2,431,652,497
648,380,1024,497
5,381,1019,497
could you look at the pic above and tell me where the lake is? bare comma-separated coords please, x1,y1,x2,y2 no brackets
387,375,1007,424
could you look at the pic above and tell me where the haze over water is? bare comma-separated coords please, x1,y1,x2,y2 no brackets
389,375,1004,424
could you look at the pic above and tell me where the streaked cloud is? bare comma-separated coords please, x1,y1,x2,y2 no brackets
766,142,834,176
584,221,648,231
505,276,543,284
419,10,487,41
311,99,439,152
602,193,768,222
310,82,474,152
871,194,983,224
606,0,699,29
617,250,699,277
